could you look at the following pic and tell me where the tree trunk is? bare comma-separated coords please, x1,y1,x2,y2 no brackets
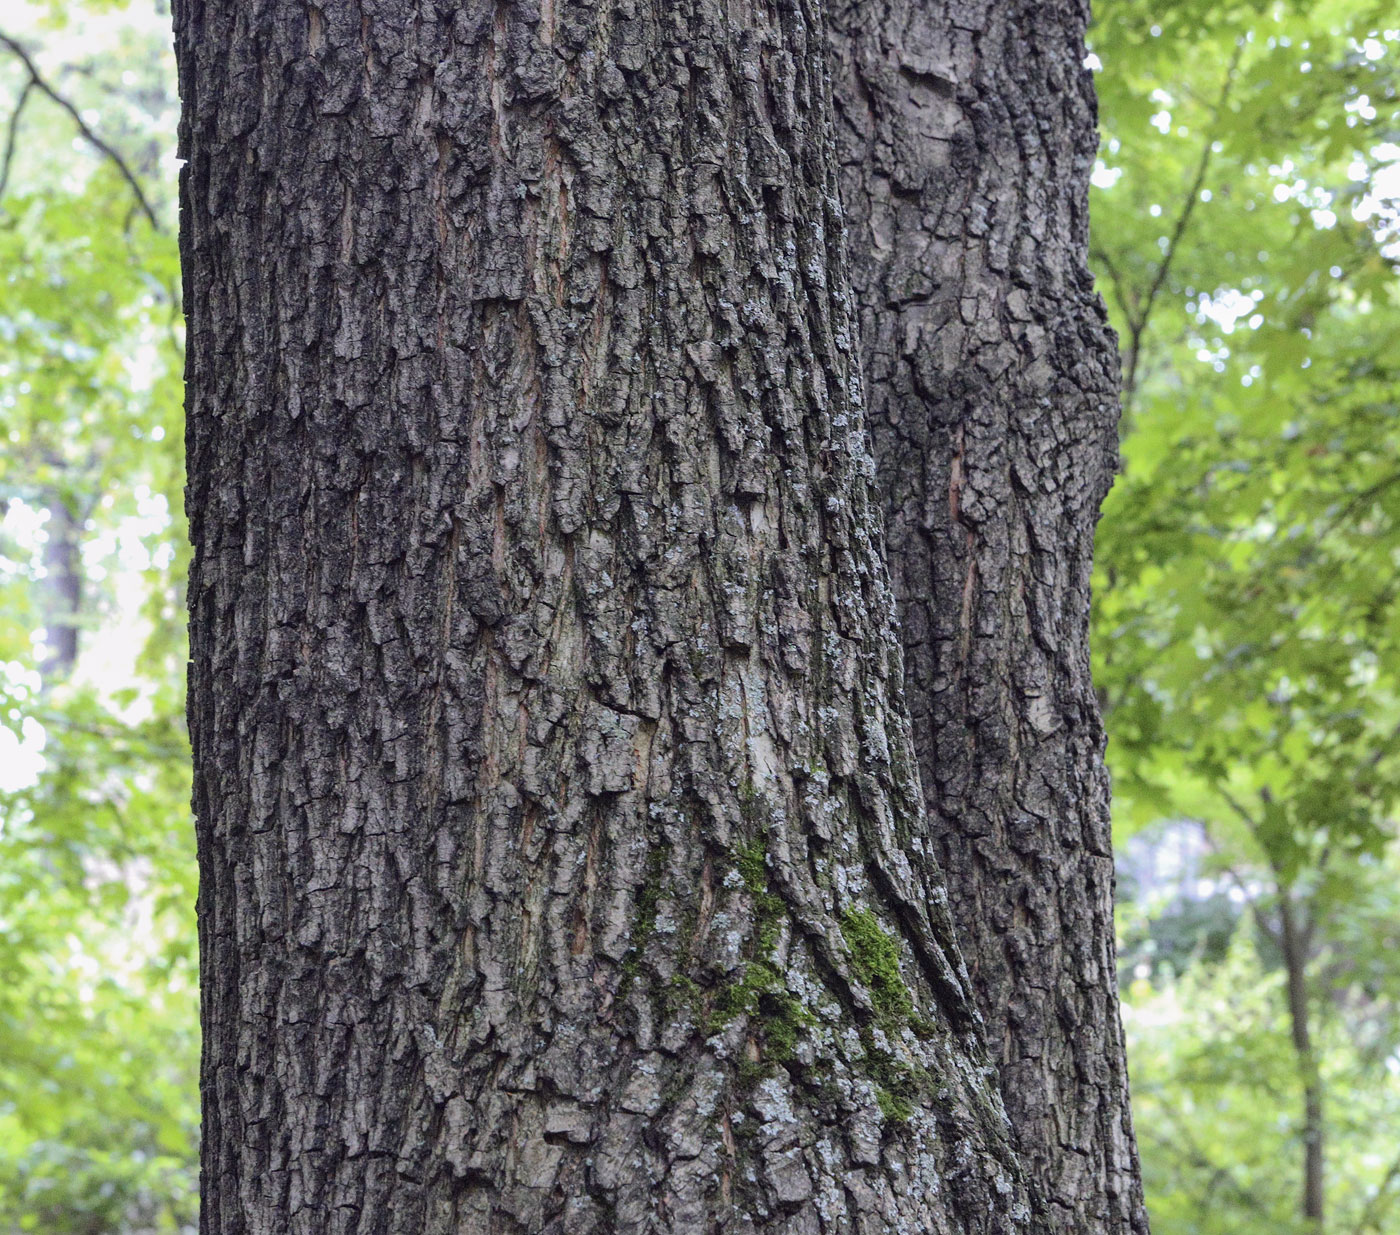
1280,893,1324,1231
39,484,84,684
827,2,1148,1231
177,0,1036,1231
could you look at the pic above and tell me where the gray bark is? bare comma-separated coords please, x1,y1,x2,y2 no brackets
827,2,1149,1231
39,484,84,684
178,0,1039,1231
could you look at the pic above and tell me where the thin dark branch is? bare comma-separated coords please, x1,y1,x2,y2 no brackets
1123,42,1245,405
1217,783,1261,833
1142,1097,1274,1214
28,708,188,760
1364,717,1400,773
1310,469,1400,543
1090,242,1143,335
1353,1149,1400,1235
0,72,35,203
0,30,160,230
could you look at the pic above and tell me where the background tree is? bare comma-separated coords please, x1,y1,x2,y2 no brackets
1091,1,1400,1231
175,0,1043,1229
827,1,1147,1230
0,3,194,1229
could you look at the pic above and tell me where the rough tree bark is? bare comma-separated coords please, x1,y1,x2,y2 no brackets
827,2,1148,1231
178,0,1041,1231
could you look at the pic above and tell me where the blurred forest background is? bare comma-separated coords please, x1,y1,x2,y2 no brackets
0,0,1398,1230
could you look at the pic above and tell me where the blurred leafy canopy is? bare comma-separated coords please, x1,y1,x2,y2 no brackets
1092,0,1400,1230
0,1,192,1230
1094,0,1400,880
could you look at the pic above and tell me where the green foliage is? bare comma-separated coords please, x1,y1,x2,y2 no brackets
1093,0,1400,874
1092,0,1400,1229
1118,887,1241,984
1124,919,1400,1235
0,2,194,1230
